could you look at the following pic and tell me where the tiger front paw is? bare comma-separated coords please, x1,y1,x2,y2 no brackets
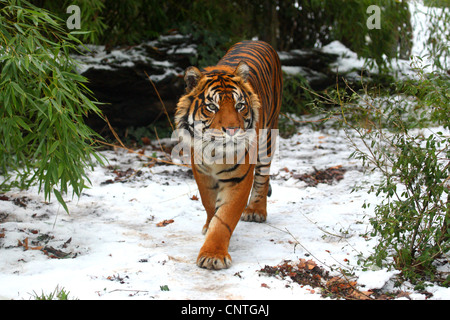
241,207,267,222
197,249,232,270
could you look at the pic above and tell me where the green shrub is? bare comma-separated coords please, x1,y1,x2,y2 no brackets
281,73,315,116
341,70,450,286
275,0,449,287
358,128,449,285
422,0,450,72
0,0,104,213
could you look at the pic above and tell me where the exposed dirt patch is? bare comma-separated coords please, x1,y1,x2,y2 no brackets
292,165,347,187
277,165,347,187
0,194,31,208
259,258,426,300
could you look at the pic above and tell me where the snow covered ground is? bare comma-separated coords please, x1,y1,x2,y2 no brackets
0,126,390,300
1,124,449,300
0,1,449,301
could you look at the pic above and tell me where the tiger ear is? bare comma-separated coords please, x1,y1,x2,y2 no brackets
184,66,203,93
234,61,250,82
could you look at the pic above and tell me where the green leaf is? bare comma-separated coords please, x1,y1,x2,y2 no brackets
57,162,64,178
48,140,59,154
14,116,32,132
53,188,69,214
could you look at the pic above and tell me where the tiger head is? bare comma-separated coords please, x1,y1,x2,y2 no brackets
175,62,260,163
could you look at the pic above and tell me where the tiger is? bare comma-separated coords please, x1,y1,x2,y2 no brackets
175,40,282,270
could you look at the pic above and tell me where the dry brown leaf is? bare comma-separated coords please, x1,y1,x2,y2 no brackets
18,237,43,251
190,195,199,201
297,258,306,269
305,259,316,270
327,276,345,284
347,289,373,300
156,219,174,227
297,258,316,270
396,291,411,299
42,246,71,259
141,137,151,145
18,237,29,250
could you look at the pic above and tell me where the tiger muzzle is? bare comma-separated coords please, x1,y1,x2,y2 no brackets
223,127,240,137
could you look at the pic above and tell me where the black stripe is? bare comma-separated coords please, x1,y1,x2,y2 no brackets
217,163,240,175
218,165,252,184
212,215,232,235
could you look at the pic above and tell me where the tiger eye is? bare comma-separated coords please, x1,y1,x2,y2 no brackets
205,104,218,113
236,103,245,111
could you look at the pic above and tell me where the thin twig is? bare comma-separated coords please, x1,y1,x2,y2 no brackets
281,112,333,124
98,115,189,168
154,127,172,162
94,139,190,168
338,268,374,300
144,70,174,131
108,289,149,294
299,85,337,104
104,115,126,149
266,223,333,271
299,212,351,240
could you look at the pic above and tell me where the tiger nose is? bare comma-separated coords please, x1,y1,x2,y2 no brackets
223,127,240,136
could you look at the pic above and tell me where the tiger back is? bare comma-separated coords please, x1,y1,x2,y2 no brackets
175,40,282,269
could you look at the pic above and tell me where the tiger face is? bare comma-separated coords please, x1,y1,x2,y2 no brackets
175,62,260,164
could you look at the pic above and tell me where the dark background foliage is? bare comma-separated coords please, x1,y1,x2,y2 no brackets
28,0,412,69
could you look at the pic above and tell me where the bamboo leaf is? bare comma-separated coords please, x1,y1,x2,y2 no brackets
48,140,59,154
14,116,32,132
53,188,69,214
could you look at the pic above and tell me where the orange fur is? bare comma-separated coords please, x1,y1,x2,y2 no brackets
175,41,282,269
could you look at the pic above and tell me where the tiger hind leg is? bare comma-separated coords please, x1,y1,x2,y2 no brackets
241,163,271,222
